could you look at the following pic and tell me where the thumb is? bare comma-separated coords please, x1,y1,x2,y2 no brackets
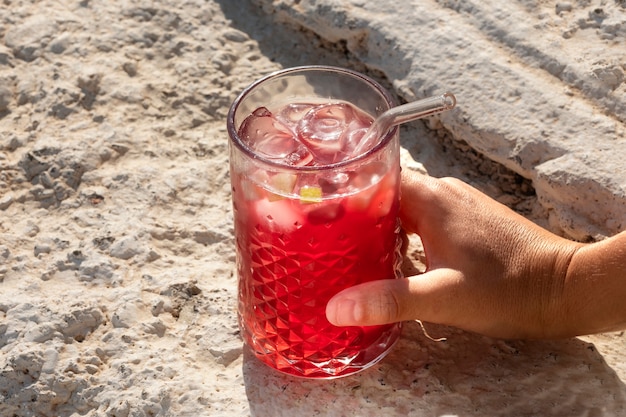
326,270,460,327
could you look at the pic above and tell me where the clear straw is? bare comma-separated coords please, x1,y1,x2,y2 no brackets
352,92,457,156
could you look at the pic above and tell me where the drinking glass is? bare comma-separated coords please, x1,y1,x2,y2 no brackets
227,66,403,378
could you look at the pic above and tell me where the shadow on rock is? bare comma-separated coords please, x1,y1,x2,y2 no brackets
214,0,375,75
243,321,626,416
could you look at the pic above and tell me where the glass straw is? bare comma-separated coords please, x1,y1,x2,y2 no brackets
352,92,457,156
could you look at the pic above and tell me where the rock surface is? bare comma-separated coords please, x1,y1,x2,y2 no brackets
0,1,625,416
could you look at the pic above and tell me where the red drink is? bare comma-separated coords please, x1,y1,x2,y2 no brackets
228,67,402,378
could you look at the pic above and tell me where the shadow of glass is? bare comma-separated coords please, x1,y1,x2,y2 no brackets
243,321,626,416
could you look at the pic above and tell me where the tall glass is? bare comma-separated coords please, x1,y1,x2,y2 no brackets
227,66,403,379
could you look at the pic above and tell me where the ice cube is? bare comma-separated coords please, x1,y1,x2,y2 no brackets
267,172,297,201
318,171,353,194
296,103,373,164
254,198,303,232
345,162,389,211
238,107,313,166
352,161,387,188
275,103,316,130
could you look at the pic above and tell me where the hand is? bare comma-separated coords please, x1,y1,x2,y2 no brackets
326,171,624,339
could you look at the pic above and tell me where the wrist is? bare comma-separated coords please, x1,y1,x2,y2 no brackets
558,232,626,336
536,238,583,338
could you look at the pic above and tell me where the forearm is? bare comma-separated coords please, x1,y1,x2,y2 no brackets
559,231,626,336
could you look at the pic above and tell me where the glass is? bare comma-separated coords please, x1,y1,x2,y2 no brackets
227,66,403,379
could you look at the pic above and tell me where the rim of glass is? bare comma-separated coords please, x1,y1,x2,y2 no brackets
226,65,398,171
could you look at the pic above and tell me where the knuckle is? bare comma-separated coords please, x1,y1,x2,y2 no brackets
377,287,402,323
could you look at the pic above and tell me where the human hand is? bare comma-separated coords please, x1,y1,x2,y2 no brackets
326,171,585,339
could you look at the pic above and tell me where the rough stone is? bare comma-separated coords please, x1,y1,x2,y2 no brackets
0,1,624,416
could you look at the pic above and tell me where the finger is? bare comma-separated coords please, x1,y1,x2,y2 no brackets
326,269,462,327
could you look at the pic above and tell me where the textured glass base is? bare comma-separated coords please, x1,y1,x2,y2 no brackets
243,321,402,379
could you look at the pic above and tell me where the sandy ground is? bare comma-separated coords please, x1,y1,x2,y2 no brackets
0,1,625,416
